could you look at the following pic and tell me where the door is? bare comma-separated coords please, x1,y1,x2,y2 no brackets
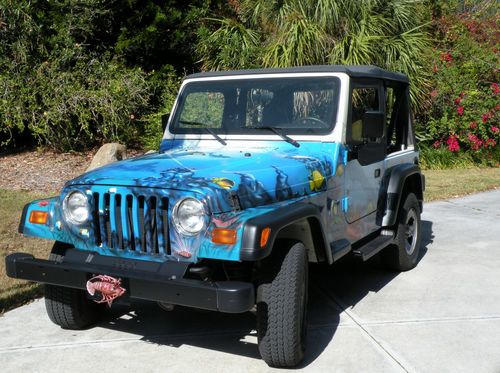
344,81,386,228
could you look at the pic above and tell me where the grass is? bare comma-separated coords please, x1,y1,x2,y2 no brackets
419,146,500,170
1,167,499,313
423,167,500,201
0,189,52,313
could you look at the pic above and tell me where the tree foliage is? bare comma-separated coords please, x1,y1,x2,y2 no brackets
0,0,497,161
198,0,432,109
0,0,209,151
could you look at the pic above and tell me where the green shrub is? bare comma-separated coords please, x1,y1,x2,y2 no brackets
141,68,181,151
420,145,474,169
417,11,499,166
1,56,152,151
0,0,192,152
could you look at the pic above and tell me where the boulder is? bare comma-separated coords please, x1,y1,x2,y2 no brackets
86,143,127,171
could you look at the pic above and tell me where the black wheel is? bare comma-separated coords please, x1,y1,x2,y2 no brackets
383,193,422,271
256,241,308,367
44,242,104,330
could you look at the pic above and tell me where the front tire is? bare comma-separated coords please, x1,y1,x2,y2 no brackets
256,241,308,367
44,242,104,330
383,193,422,271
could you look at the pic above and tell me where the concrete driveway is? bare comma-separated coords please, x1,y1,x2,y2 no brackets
1,190,500,372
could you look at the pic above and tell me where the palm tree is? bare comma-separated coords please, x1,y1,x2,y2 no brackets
198,0,431,109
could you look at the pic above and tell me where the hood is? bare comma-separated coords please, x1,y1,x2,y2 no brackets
67,140,341,212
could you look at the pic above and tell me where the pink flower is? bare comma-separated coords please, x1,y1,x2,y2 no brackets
469,121,477,129
432,140,442,149
482,113,491,123
430,89,438,98
454,97,462,105
446,135,460,152
491,126,499,134
459,91,465,98
485,138,497,148
440,52,453,62
491,83,499,95
457,106,464,115
468,133,483,150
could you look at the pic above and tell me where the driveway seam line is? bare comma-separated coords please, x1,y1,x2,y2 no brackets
362,315,500,326
316,285,410,373
443,200,500,217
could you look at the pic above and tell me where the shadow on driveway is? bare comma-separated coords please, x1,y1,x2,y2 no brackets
96,220,433,367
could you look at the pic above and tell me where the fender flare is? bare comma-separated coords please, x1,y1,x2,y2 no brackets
378,163,424,227
239,203,329,262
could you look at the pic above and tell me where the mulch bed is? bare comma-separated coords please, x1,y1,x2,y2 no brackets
0,148,144,193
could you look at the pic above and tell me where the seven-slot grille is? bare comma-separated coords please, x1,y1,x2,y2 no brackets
91,191,171,256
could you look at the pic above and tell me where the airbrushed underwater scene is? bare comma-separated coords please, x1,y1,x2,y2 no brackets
20,138,350,263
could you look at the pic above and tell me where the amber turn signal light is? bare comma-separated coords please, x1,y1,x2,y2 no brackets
211,228,237,245
260,227,271,248
29,210,49,225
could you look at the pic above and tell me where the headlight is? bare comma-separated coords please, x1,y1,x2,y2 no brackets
63,191,90,225
172,198,205,235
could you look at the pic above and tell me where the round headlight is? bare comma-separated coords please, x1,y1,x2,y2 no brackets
173,198,205,235
63,191,90,225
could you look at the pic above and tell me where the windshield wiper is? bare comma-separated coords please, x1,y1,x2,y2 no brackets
178,120,227,146
249,126,300,148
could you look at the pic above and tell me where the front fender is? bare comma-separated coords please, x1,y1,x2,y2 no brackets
379,163,424,227
239,203,328,262
18,197,74,244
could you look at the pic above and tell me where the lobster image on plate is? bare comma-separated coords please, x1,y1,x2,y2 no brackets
86,275,126,307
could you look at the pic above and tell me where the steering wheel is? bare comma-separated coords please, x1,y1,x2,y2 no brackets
291,117,329,128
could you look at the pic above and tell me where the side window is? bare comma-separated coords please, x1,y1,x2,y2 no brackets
385,85,410,154
350,87,380,142
385,87,397,151
179,92,225,128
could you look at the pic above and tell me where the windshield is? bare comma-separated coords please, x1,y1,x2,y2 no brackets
170,76,340,135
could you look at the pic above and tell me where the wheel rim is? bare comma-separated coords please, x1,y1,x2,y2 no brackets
404,208,418,255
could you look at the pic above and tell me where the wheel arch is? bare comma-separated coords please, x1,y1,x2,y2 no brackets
240,203,330,263
378,163,425,227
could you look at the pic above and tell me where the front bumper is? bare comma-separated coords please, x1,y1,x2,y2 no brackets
5,249,254,313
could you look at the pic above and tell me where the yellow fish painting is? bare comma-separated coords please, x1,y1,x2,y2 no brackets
309,170,325,191
212,178,235,190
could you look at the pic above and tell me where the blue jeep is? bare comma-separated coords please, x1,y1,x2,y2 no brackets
6,65,424,367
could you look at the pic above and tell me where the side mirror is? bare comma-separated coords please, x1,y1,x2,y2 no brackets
161,113,170,132
362,111,384,139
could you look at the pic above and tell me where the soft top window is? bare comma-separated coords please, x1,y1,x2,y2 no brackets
170,76,340,136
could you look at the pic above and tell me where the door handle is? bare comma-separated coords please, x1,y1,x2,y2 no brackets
374,168,381,178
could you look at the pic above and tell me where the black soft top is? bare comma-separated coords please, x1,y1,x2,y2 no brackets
185,65,409,84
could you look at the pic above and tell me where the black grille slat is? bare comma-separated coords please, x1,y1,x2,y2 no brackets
126,195,135,251
138,196,146,253
115,194,124,250
91,191,170,257
150,197,159,254
92,193,102,246
144,197,153,254
97,193,107,247
104,193,112,248
162,198,170,255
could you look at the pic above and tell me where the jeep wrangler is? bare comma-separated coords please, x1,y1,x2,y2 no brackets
6,65,424,368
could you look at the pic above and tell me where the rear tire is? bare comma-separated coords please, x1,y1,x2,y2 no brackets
256,241,308,367
44,242,104,330
382,193,422,271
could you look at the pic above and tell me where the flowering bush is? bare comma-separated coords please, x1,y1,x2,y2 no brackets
419,12,499,166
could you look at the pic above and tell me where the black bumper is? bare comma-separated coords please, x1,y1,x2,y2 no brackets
5,250,254,313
